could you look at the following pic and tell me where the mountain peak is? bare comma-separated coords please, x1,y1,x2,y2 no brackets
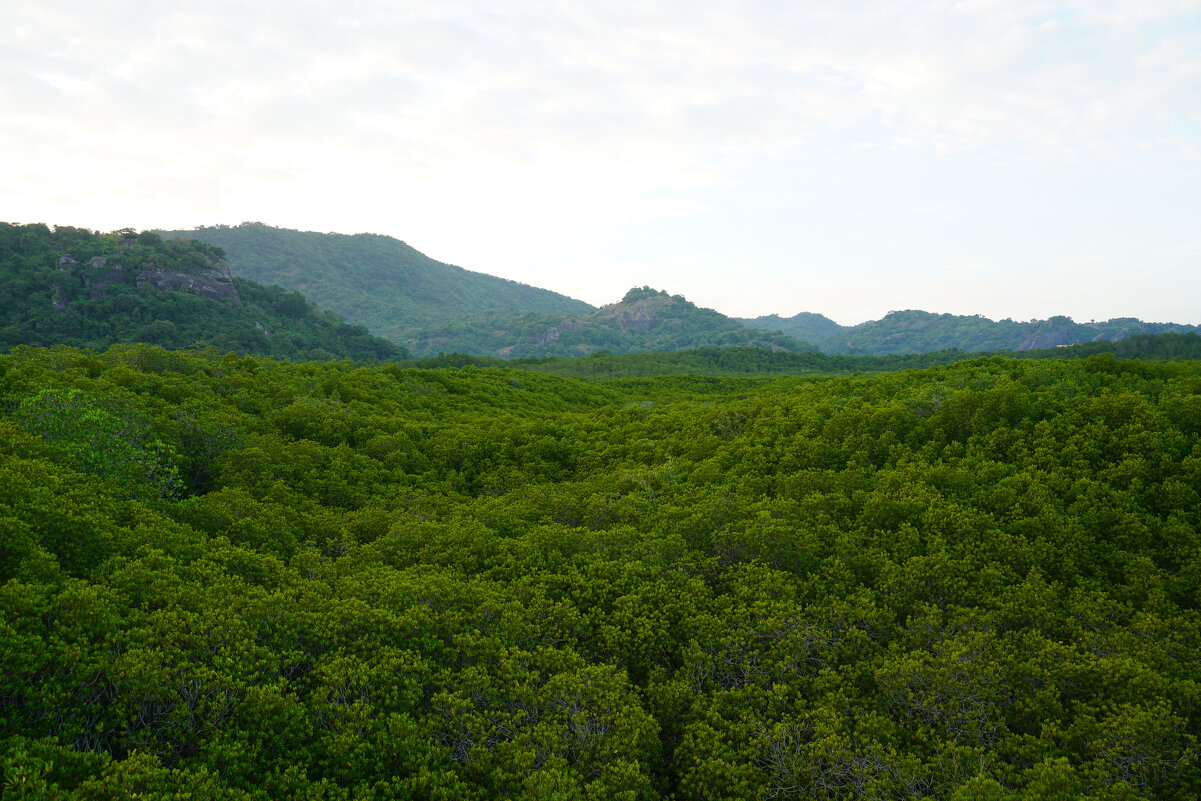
619,286,672,304
595,288,696,333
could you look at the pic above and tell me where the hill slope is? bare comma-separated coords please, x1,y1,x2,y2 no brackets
158,222,595,343
740,309,1201,354
406,287,813,357
0,223,408,361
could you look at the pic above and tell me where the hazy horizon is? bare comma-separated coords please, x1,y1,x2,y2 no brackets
4,2,1199,325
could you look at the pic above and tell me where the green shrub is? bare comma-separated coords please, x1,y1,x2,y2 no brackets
13,388,181,498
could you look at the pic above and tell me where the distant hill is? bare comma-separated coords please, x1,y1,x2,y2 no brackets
158,223,595,344
156,223,1200,358
738,312,844,346
406,287,814,357
160,225,818,357
740,309,1201,355
0,223,408,361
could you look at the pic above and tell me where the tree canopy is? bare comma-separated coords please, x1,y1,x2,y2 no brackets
1,342,1198,798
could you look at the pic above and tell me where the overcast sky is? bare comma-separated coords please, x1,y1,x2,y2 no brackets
3,1,1199,324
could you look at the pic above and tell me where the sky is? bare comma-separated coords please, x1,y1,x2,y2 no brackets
3,1,1200,325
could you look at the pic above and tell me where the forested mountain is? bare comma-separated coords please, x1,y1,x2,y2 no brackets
0,223,409,361
409,287,811,358
738,311,844,346
2,341,1199,798
161,222,1199,359
157,223,595,344
741,309,1201,355
157,225,810,358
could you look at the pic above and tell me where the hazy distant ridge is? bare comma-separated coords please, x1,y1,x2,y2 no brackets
740,309,1201,355
164,223,1200,358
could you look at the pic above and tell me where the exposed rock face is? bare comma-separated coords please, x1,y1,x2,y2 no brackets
1016,323,1081,350
136,264,240,303
57,255,76,270
534,319,587,346
50,284,68,312
81,265,126,301
591,290,681,333
594,303,661,333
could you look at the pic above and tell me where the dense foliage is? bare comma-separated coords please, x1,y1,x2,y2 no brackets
157,223,594,348
408,346,976,379
1,342,1198,799
741,310,1201,356
395,289,810,359
0,223,408,361
1017,333,1201,363
406,334,1201,381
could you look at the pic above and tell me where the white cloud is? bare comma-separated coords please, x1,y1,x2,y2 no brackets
9,1,1197,169
2,1,1199,321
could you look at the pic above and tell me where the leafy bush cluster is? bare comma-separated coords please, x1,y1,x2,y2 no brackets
13,388,182,499
0,344,1198,799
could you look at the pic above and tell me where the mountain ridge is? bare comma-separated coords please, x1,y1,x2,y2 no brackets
156,223,595,344
405,287,813,358
158,222,1201,358
740,308,1201,355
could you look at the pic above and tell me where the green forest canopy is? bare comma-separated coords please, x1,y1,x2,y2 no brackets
1,342,1198,799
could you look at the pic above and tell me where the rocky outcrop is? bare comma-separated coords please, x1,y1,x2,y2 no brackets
136,264,240,303
534,319,587,346
593,302,665,333
1016,318,1081,350
83,262,126,300
50,284,68,312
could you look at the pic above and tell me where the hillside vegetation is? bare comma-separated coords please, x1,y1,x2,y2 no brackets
154,221,817,358
742,309,1201,355
0,223,408,362
157,223,594,348
1,342,1198,799
408,332,1201,382
411,288,811,359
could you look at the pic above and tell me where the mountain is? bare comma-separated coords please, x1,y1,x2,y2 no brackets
0,223,408,361
158,223,1198,358
160,225,815,357
157,222,594,343
405,287,814,357
740,309,1201,355
738,311,843,345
